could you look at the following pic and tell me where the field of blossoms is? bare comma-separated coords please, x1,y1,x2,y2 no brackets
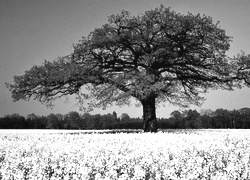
1,129,250,179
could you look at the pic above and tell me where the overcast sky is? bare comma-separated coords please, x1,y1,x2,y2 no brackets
1,0,250,118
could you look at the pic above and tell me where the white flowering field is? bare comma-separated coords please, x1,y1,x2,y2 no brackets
1,129,250,179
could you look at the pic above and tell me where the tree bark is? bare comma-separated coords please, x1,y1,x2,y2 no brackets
141,95,158,132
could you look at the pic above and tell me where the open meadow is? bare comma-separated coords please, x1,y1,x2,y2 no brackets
1,129,250,179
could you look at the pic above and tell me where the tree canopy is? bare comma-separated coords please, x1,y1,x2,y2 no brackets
6,5,250,132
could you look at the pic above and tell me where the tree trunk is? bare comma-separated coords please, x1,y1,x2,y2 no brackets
141,95,158,132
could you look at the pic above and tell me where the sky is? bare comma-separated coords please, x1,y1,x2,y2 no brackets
0,0,250,118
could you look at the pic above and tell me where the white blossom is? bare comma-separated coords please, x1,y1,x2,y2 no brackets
0,129,250,179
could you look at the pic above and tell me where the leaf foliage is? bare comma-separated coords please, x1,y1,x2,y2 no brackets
6,5,250,110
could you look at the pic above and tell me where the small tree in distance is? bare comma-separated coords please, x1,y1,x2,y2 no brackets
6,5,250,132
121,113,131,122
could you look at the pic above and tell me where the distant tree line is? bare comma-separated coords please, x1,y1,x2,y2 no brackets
1,107,250,129
159,108,250,129
0,111,142,130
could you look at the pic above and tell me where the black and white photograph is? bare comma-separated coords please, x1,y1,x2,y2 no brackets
0,0,250,179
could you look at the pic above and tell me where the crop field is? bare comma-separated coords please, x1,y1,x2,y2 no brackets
1,129,250,179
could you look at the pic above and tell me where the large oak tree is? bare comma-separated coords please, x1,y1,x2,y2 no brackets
6,5,250,132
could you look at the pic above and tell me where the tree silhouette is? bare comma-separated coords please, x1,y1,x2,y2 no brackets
46,113,60,129
121,113,131,122
64,111,82,129
6,5,250,132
